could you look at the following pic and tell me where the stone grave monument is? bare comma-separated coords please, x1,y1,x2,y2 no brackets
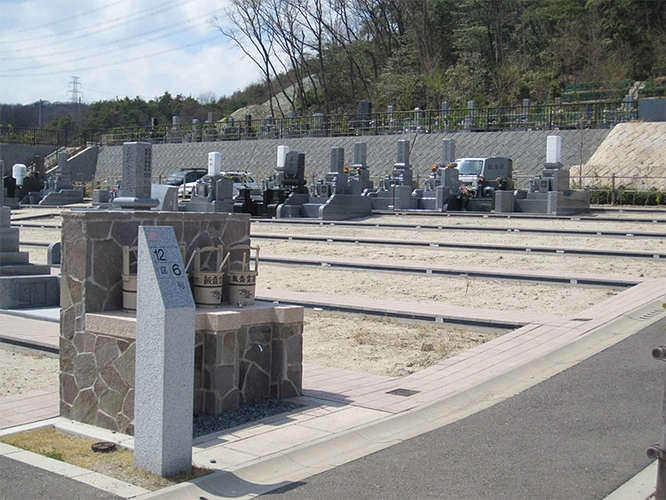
37,151,85,206
1,160,20,209
183,151,236,213
0,206,59,309
419,138,462,211
298,145,373,220
349,141,373,196
111,142,159,210
367,139,418,210
496,135,591,215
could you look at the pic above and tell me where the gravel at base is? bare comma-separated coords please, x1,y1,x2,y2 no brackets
0,347,59,397
192,399,301,438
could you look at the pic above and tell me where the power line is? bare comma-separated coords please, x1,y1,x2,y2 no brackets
0,0,131,38
0,0,197,46
0,36,221,78
0,16,215,66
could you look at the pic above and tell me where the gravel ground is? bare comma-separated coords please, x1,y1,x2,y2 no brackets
0,348,59,397
4,208,665,395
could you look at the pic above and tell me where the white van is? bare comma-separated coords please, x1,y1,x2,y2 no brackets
455,157,512,191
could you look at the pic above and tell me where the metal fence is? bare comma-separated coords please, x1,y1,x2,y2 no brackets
1,100,639,148
92,101,638,146
0,126,72,147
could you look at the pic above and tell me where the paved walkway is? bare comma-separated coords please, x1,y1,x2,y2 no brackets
0,277,664,499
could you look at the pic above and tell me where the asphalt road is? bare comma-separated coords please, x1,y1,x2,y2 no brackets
0,455,122,500
263,318,666,500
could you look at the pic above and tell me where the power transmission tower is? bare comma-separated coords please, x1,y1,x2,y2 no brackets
68,76,83,103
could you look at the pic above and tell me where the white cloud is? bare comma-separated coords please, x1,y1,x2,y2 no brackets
0,0,264,105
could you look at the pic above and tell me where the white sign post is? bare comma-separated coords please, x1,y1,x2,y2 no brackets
133,226,195,477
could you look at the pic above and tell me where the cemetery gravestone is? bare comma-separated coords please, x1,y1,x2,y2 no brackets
112,142,159,210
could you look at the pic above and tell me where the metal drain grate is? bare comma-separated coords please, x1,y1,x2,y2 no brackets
387,388,420,397
638,308,664,321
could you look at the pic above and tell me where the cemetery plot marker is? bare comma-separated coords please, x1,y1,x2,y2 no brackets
133,225,195,477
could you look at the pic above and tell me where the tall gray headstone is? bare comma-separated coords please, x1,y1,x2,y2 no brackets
134,226,195,477
352,142,368,169
56,151,73,189
330,147,345,173
57,151,68,172
522,98,531,121
441,138,456,164
112,142,159,210
395,139,410,167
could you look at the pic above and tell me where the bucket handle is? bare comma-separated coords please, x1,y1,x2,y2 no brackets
122,246,138,276
238,245,260,272
228,244,260,272
187,244,225,274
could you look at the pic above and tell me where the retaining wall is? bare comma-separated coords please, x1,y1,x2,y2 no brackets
94,128,611,187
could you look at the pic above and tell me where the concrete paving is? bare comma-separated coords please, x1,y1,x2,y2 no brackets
0,276,664,499
253,317,666,499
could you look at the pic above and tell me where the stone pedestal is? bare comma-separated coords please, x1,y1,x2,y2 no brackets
59,210,303,435
63,306,303,435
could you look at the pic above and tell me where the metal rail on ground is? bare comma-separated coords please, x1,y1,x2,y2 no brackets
251,233,666,260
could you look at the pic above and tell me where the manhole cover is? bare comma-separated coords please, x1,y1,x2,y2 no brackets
386,388,420,397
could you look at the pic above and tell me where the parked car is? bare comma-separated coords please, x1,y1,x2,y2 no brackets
165,168,208,198
166,168,208,187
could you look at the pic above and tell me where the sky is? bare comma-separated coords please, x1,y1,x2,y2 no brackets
0,0,265,105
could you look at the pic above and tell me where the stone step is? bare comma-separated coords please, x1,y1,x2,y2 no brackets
0,275,60,309
0,263,52,276
0,227,19,252
0,251,30,265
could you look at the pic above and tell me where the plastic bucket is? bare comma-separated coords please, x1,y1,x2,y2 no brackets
226,271,257,306
122,274,137,311
192,272,224,306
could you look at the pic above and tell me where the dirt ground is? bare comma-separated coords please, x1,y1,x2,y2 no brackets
4,209,665,391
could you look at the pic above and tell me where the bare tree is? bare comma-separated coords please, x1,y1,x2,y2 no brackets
214,0,281,117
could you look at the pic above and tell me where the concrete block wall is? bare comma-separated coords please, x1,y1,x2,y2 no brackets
582,122,666,189
0,144,55,175
93,129,611,189
67,146,99,182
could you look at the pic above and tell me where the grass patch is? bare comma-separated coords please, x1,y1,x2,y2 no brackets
0,426,212,491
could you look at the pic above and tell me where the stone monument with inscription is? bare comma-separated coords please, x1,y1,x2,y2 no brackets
134,226,195,477
112,142,159,210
